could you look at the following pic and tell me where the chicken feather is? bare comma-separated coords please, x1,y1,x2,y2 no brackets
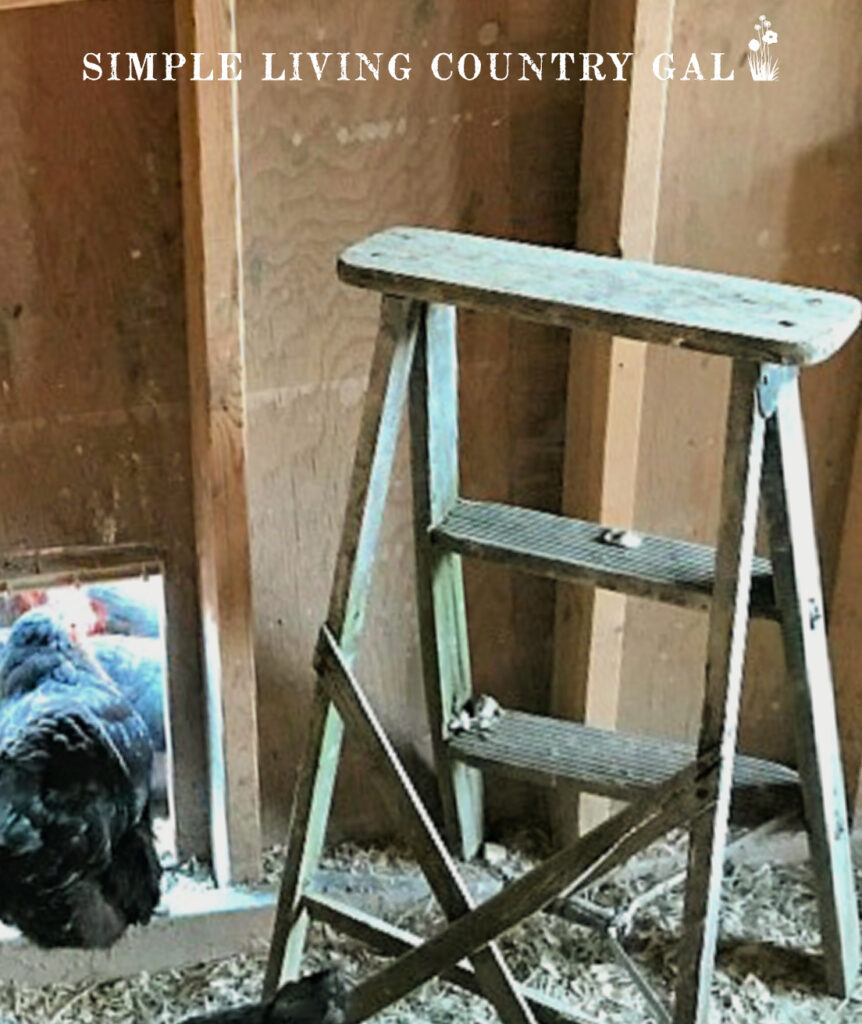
0,609,161,948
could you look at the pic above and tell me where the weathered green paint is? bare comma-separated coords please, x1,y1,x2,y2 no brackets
342,745,712,1021
339,228,861,366
318,626,535,1024
674,361,765,1024
410,303,483,858
762,372,860,997
263,296,420,997
266,232,860,1024
432,497,779,619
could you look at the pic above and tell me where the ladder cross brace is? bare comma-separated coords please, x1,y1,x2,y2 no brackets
265,229,861,1024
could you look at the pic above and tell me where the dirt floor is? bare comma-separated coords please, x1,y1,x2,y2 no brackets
1,825,861,1023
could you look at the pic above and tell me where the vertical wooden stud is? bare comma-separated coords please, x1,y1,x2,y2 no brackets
551,0,677,840
175,0,261,885
828,395,862,819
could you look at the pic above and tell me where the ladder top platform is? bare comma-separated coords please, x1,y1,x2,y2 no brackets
339,227,861,366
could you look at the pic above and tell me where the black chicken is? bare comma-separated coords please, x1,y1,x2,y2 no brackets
87,634,169,811
87,635,166,752
0,609,161,948
179,970,347,1024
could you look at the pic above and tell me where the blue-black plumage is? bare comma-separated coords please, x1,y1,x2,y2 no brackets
0,609,161,949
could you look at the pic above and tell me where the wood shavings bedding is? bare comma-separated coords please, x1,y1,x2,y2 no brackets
0,830,860,1023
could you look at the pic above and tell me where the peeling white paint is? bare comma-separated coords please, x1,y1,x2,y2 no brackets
335,120,398,145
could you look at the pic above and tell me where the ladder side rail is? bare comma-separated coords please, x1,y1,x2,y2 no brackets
264,296,421,995
673,360,766,1024
410,303,484,857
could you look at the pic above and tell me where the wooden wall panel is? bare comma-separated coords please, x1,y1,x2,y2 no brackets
238,0,588,841
616,1,862,770
0,0,208,856
4,0,856,860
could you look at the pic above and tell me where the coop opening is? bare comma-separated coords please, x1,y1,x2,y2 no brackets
0,572,175,860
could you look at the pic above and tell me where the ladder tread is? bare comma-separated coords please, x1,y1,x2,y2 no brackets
339,227,861,365
447,709,800,816
431,498,778,619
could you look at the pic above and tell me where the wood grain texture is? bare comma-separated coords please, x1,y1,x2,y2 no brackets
264,691,340,993
0,544,161,589
340,228,860,366
318,628,535,1024
456,0,588,835
617,0,862,786
175,0,262,884
762,377,859,996
0,0,208,859
264,297,420,995
0,887,276,987
674,362,764,1024
410,306,484,858
433,498,779,618
238,0,586,842
551,0,675,840
305,892,601,1024
345,752,711,1020
831,405,862,814
446,708,800,816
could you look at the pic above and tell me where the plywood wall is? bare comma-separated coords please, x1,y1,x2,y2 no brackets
0,0,208,855
4,0,856,862
615,0,862,768
238,0,589,841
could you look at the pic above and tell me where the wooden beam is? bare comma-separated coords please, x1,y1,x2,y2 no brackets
175,0,261,885
0,543,161,591
410,304,483,859
829,394,862,819
343,754,710,1022
673,361,765,1024
0,0,90,9
317,626,536,1024
339,232,856,367
0,888,275,986
762,376,859,997
305,892,600,1024
264,298,422,994
551,0,676,840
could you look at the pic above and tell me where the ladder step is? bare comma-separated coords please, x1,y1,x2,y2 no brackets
431,499,779,619
447,710,800,820
338,227,862,366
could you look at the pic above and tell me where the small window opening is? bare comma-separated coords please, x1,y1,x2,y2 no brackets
0,573,175,860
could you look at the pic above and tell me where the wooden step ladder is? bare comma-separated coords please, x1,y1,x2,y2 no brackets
264,227,862,1024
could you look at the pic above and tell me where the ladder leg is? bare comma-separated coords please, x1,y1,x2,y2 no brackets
264,689,342,994
410,303,484,859
674,361,766,1024
319,627,536,1024
326,296,423,658
263,295,421,996
761,371,860,997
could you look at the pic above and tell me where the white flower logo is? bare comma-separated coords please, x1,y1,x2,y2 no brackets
749,15,779,80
